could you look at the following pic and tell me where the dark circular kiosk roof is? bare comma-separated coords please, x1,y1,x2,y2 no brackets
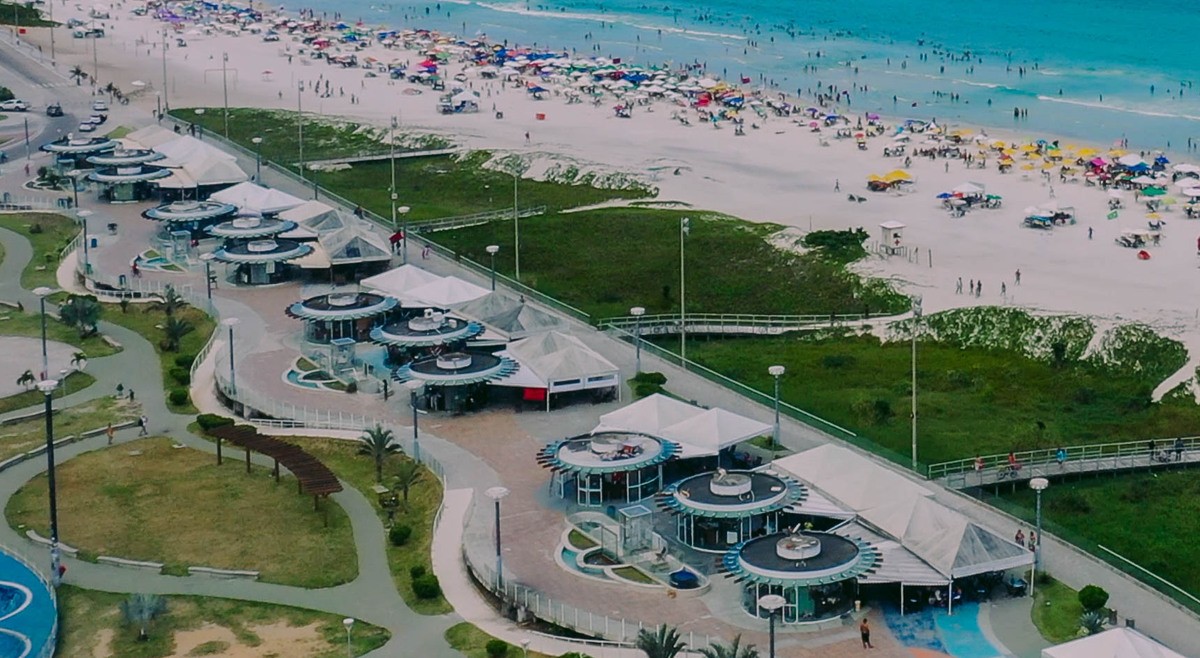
537,431,681,475
287,292,399,322
370,310,484,348
658,469,805,518
87,165,171,183
143,200,237,223
211,238,313,264
721,529,879,587
40,136,119,155
208,215,294,239
86,148,165,166
391,350,518,386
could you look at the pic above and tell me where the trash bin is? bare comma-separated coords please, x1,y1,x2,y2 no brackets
855,600,862,612
89,236,98,248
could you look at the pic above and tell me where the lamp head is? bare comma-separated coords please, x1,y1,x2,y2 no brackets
342,617,354,630
485,486,510,500
199,252,215,262
486,244,500,255
251,136,263,145
630,306,645,317
76,209,93,218
768,365,786,377
220,317,240,328
758,593,786,612
33,286,55,298
37,379,58,394
520,639,531,648
1029,477,1050,492
405,380,425,395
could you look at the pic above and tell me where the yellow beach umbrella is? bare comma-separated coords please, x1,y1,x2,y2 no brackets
1146,212,1161,219
1021,164,1036,171
1077,147,1098,157
1020,144,1038,152
883,169,912,182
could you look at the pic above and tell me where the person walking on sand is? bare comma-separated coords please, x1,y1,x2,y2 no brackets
860,618,873,649
1088,226,1094,240
106,423,114,445
976,281,982,298
1015,269,1021,285
1001,282,1007,299
834,179,840,191
955,277,963,294
524,131,530,144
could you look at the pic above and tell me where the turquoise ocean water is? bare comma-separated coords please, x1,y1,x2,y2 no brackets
314,0,1200,150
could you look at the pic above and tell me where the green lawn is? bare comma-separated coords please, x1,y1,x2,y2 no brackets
435,209,905,318
1031,578,1084,643
56,587,390,658
259,435,449,614
445,622,556,658
0,212,78,290
0,395,134,461
7,437,358,587
172,107,408,163
0,370,95,417
0,310,121,359
101,301,215,413
1000,470,1200,613
677,332,1200,467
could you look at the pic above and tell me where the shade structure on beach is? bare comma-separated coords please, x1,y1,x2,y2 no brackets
1142,187,1167,197
143,199,236,224
883,169,912,183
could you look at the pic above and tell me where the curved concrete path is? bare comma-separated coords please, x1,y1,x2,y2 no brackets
0,221,462,657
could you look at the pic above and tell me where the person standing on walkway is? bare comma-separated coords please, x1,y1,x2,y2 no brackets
955,277,963,294
860,618,873,649
106,423,114,445
834,179,840,191
138,415,148,436
128,389,135,401
1015,268,1021,285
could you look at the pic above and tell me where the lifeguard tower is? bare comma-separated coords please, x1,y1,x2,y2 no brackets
880,220,907,256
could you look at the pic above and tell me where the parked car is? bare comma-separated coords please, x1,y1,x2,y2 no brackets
0,99,29,112
77,121,96,133
45,103,63,116
87,113,107,125
262,32,280,42
91,99,108,111
72,27,104,38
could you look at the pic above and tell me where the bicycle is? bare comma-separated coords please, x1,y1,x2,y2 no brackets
995,464,1022,480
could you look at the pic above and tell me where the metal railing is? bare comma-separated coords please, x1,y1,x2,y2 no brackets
599,311,891,335
0,542,58,658
408,205,547,233
930,437,1200,487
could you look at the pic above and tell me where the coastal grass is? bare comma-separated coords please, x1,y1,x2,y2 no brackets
998,469,1200,613
100,301,215,413
5,437,359,587
0,212,79,290
0,370,95,418
435,208,907,318
1031,578,1084,643
0,310,121,358
0,395,133,461
444,622,555,658
280,436,449,614
172,106,404,162
55,586,390,658
674,333,1200,466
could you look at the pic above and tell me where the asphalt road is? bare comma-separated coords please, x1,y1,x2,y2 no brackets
0,37,83,148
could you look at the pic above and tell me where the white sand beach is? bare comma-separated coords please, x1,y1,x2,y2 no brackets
15,4,1200,388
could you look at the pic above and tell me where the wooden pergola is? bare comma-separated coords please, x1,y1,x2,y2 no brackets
207,425,343,517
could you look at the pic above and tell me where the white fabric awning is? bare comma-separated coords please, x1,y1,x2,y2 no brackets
155,169,198,189
833,522,949,586
292,242,331,269
595,394,771,458
1042,628,1187,658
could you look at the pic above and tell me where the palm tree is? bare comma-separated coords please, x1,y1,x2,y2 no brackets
70,351,87,370
69,65,86,85
636,624,685,658
120,593,166,641
392,460,422,503
147,285,186,317
698,635,758,658
161,316,194,352
16,370,36,390
58,294,101,338
357,424,400,483
119,297,131,314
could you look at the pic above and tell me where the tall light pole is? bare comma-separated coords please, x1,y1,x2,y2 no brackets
34,287,54,379
679,217,690,363
221,52,230,138
389,115,398,229
486,486,510,592
200,253,215,300
161,25,169,111
90,32,98,87
1030,477,1049,598
342,618,354,658
520,639,531,658
486,245,500,290
221,317,239,394
630,306,645,373
910,296,922,472
297,82,305,181
397,206,410,263
511,172,521,280
759,594,786,658
769,365,785,449
38,379,61,585
251,137,263,182
406,380,424,463
47,0,54,66
77,209,92,275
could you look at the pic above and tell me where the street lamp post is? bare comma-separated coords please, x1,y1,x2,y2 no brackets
161,26,169,111
406,380,425,463
251,137,263,182
520,639,531,658
34,287,54,379
68,169,80,209
297,83,305,181
199,253,215,300
38,379,61,584
769,365,785,449
342,618,354,658
486,245,500,290
221,318,239,395
77,209,92,275
221,52,230,138
630,306,645,373
910,296,922,472
1030,477,1049,598
679,217,690,363
397,206,411,263
512,171,520,280
485,486,510,592
758,594,786,658
389,116,398,229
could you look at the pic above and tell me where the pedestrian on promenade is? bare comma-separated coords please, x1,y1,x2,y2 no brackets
1174,437,1185,462
955,277,963,294
860,618,873,649
834,179,840,191
138,415,148,436
1015,528,1025,547
1015,268,1021,285
106,423,114,445
128,389,135,401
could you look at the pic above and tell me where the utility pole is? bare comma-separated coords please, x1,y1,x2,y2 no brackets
297,83,305,181
161,26,169,111
221,52,229,138
513,171,520,280
48,0,55,66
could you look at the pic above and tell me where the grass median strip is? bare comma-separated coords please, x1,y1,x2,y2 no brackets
0,395,136,461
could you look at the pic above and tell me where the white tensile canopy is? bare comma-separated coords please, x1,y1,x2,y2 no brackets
321,220,392,265
595,393,771,458
209,182,305,215
1042,628,1187,658
774,444,1032,579
360,265,442,300
180,153,248,186
123,125,180,149
279,200,343,233
152,134,237,167
497,331,620,401
952,181,985,194
454,292,563,340
404,275,489,308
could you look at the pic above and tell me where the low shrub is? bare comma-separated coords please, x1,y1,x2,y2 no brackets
168,367,191,386
1078,584,1110,612
412,573,441,600
485,639,509,658
409,565,426,579
195,413,234,431
821,354,856,369
389,524,412,546
174,353,197,369
168,388,189,406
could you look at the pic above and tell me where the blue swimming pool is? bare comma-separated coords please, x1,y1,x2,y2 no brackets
0,549,57,658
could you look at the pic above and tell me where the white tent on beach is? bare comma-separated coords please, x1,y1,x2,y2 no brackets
209,182,305,215
1042,628,1188,658
595,394,771,458
404,275,489,308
